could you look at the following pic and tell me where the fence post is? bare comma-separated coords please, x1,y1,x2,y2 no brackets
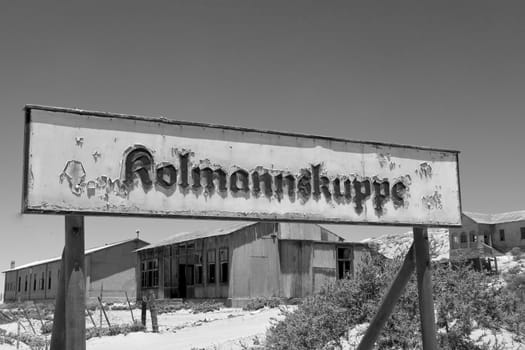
97,296,111,328
149,294,159,333
125,292,135,323
141,297,147,327
17,320,20,349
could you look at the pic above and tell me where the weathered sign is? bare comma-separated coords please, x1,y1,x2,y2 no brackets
22,105,462,226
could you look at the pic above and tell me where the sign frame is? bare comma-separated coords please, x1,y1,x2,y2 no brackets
22,104,462,227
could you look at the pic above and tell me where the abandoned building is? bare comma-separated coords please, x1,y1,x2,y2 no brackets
136,222,372,307
449,210,525,271
2,238,148,303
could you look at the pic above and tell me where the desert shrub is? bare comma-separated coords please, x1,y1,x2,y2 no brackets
510,247,522,260
265,255,520,350
4,331,47,349
504,272,525,300
109,303,135,311
244,297,283,311
266,254,396,350
502,272,525,335
40,320,53,334
0,310,14,325
85,321,146,340
189,300,223,314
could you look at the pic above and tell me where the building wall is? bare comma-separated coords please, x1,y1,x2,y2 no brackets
278,241,369,299
136,223,372,307
137,222,280,304
493,220,525,252
450,214,525,259
3,240,146,303
279,240,312,299
278,223,341,242
45,261,62,300
195,233,231,299
449,215,496,260
311,243,337,294
353,245,372,277
229,226,280,306
3,260,61,302
87,240,148,301
3,270,18,301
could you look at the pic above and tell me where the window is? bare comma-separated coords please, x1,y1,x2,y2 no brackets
451,234,459,249
48,271,52,289
460,232,468,248
207,249,216,284
41,272,45,290
521,227,525,240
33,275,37,291
141,259,159,288
499,229,505,241
195,265,203,284
24,276,27,292
483,232,490,245
337,247,352,279
195,251,203,285
186,265,194,286
18,277,21,292
470,231,477,243
219,248,229,283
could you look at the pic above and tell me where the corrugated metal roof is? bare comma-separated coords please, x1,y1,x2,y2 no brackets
3,238,148,273
136,222,257,252
464,210,525,224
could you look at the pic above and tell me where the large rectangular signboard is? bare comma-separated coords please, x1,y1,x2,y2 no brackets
22,106,462,226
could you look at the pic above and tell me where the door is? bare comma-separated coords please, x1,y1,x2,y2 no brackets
178,264,186,298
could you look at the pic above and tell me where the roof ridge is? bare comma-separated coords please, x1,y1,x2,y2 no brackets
136,222,257,252
2,237,146,273
464,210,525,224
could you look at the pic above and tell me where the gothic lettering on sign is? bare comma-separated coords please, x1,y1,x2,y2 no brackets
60,145,411,215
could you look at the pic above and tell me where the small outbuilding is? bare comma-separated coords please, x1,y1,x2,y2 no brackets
136,222,372,307
449,210,525,271
3,238,149,303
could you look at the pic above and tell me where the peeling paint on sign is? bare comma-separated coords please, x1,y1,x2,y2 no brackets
23,106,462,226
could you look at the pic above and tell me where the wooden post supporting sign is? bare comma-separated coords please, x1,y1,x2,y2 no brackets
356,228,438,350
356,243,415,350
413,227,438,350
50,215,86,350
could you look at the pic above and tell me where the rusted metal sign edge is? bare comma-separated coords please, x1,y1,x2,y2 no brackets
22,105,462,226
24,104,460,154
21,208,463,228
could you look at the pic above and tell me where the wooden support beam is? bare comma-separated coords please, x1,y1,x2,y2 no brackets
51,216,86,350
356,243,415,350
65,215,86,350
413,227,438,350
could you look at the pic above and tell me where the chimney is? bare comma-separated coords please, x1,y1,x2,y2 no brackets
10,261,15,269
136,229,140,239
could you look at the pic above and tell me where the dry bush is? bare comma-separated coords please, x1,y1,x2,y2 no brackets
265,255,522,350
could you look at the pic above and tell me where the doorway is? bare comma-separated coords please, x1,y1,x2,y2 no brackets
178,264,187,298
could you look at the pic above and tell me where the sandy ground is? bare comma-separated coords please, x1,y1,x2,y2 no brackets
497,254,525,275
88,307,283,350
1,303,524,349
0,306,286,350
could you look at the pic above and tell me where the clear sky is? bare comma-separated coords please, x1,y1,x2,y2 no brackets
1,1,525,296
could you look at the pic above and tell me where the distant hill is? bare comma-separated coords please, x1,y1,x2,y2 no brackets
361,228,450,262
362,229,525,275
